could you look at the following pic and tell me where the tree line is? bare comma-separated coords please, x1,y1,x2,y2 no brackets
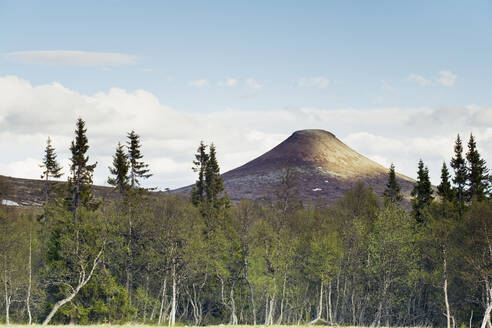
0,119,491,327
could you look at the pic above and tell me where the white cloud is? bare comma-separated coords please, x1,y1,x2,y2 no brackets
5,50,137,67
380,80,395,92
437,70,457,87
298,76,330,89
407,70,457,87
189,79,209,87
407,74,433,87
218,78,238,87
0,75,491,189
245,78,262,90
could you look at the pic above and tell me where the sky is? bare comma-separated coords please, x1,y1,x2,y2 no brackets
0,1,492,189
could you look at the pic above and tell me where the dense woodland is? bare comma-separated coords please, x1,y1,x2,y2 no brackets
0,118,491,327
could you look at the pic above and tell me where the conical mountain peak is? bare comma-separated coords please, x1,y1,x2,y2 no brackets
176,129,414,204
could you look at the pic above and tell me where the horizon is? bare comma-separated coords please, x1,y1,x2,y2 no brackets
1,1,491,189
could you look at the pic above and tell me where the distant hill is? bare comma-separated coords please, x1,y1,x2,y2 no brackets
0,175,118,207
1,129,415,207
174,129,415,204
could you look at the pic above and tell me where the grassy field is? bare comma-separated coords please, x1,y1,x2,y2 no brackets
0,325,422,328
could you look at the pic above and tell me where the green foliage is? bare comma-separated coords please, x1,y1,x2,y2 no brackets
411,159,434,224
438,161,454,203
383,163,402,204
127,130,152,190
192,141,229,212
466,133,490,201
191,141,208,206
40,137,63,181
107,142,130,196
450,134,467,217
40,137,63,204
4,126,492,326
66,118,98,212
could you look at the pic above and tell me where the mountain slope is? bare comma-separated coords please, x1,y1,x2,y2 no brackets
176,129,414,204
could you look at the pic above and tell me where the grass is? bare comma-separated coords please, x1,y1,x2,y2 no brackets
0,325,425,328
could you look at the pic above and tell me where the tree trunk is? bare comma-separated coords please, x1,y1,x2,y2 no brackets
42,248,103,325
158,276,168,325
264,294,269,325
317,281,324,319
371,278,389,327
334,270,340,322
277,274,287,324
168,264,176,327
4,262,10,325
26,225,32,325
247,278,256,325
328,280,333,325
268,294,275,325
443,248,452,328
126,214,133,303
230,283,238,325
481,284,492,328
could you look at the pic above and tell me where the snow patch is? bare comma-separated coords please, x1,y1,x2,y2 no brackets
312,188,322,192
2,199,19,206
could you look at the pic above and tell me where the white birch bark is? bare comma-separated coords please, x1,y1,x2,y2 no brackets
168,263,176,327
42,248,103,325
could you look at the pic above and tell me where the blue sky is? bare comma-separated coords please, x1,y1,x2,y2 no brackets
0,1,491,188
2,1,491,110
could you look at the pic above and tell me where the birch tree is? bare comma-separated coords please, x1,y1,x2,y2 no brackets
41,207,107,325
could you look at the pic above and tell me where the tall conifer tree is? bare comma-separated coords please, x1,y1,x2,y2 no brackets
204,143,227,208
383,163,402,204
40,137,63,203
191,142,228,209
465,134,489,201
450,134,467,217
191,141,208,206
67,118,97,212
127,130,152,190
411,159,434,223
108,142,130,197
437,162,454,203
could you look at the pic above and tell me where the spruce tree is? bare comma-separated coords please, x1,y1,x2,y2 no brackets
437,162,454,203
204,143,228,208
127,130,152,190
40,137,63,203
411,159,434,223
383,163,402,204
450,134,467,217
67,118,97,212
108,142,130,197
191,141,208,206
465,133,489,201
191,142,228,209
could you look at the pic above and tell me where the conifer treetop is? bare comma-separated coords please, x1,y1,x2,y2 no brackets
437,161,454,203
127,130,152,189
466,133,490,201
67,118,97,211
108,142,130,196
41,136,63,180
383,163,402,204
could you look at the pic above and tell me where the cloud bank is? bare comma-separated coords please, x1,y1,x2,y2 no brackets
408,70,457,87
4,50,138,67
0,75,491,190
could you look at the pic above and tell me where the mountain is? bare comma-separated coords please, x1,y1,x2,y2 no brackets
0,175,117,207
1,129,415,207
175,129,415,204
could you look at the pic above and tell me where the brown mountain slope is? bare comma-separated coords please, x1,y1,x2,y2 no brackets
175,129,415,204
2,129,415,207
0,175,118,207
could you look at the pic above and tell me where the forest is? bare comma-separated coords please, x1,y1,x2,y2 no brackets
0,118,491,327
